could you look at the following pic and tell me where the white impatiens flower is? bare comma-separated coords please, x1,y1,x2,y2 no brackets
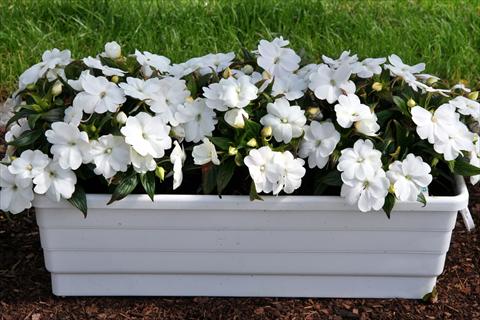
89,134,131,178
298,121,340,169
353,57,386,78
120,112,172,158
386,154,433,201
63,105,83,127
0,164,34,214
83,56,126,77
170,141,187,190
449,96,480,119
197,52,236,75
72,73,126,114
103,41,122,59
0,97,16,127
224,108,249,129
67,70,91,91
470,137,480,185
354,112,380,136
433,122,474,161
203,76,258,111
337,139,383,181
129,148,157,173
260,98,307,143
411,104,458,144
309,64,356,104
384,54,425,80
175,98,218,143
5,119,30,143
135,50,171,77
270,151,306,194
33,160,76,202
45,122,91,170
334,93,372,128
192,138,220,165
257,37,301,77
118,77,159,101
19,48,71,89
322,51,358,70
244,146,276,193
271,73,308,100
340,169,389,212
8,150,49,179
148,77,190,123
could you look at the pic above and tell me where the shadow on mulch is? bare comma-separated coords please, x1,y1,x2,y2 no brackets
0,198,479,320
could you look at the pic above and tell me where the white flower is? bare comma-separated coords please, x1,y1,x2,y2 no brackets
354,112,380,136
103,41,122,59
63,105,83,126
309,64,356,104
33,160,76,201
353,57,386,78
341,169,389,212
72,73,126,114
19,48,71,89
67,70,91,91
8,150,49,179
175,98,217,143
470,137,480,185
260,98,306,143
0,98,16,127
337,139,383,181
192,138,220,165
170,141,186,190
203,76,258,111
83,56,125,77
244,146,276,193
271,73,307,100
451,83,471,93
257,37,301,77
45,122,91,170
297,63,319,81
148,77,190,125
129,148,156,173
5,118,30,143
197,52,235,75
334,93,372,128
90,134,130,178
135,50,171,77
298,121,340,169
386,154,432,201
120,112,172,158
411,104,458,143
433,122,474,161
0,164,34,214
322,51,358,69
384,54,425,79
449,96,480,119
270,151,306,194
224,108,249,129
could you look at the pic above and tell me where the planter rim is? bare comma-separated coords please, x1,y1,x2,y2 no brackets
33,176,468,213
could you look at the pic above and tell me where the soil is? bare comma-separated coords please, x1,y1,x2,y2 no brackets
0,129,479,319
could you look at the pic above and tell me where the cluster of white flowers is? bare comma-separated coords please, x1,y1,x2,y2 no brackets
2,37,479,216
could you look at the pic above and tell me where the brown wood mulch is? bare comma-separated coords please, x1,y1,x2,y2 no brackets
0,128,479,320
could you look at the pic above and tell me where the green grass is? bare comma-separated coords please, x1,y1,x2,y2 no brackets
0,0,479,94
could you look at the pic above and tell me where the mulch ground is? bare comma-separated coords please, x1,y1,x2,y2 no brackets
0,127,479,320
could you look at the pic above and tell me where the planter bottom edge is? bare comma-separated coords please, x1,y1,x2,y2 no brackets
51,273,436,299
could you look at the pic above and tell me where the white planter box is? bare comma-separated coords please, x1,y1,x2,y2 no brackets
34,176,469,298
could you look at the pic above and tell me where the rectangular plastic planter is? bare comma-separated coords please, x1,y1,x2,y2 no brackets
34,176,469,298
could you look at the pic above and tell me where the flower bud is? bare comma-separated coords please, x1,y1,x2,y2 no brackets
307,106,323,120
468,91,479,100
246,138,258,148
186,96,194,103
224,108,247,129
116,111,128,124
372,82,383,92
51,81,63,97
262,70,272,80
26,83,36,90
111,75,120,84
228,146,238,156
426,77,438,86
261,126,272,138
407,98,416,108
241,64,254,75
222,67,232,79
104,41,122,59
155,166,165,181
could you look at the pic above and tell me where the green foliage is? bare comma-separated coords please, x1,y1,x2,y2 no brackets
140,171,156,201
108,170,139,204
67,185,88,217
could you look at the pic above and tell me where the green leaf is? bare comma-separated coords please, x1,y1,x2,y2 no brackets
6,108,35,128
249,181,263,201
422,286,438,303
209,136,232,151
382,193,396,219
108,171,139,204
27,113,42,129
201,164,218,194
7,129,43,147
392,96,409,116
417,192,427,207
67,185,88,218
216,159,236,194
243,119,262,141
41,108,65,122
452,158,480,176
313,170,342,195
140,171,156,201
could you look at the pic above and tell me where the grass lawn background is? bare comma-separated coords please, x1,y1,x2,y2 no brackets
0,0,479,94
